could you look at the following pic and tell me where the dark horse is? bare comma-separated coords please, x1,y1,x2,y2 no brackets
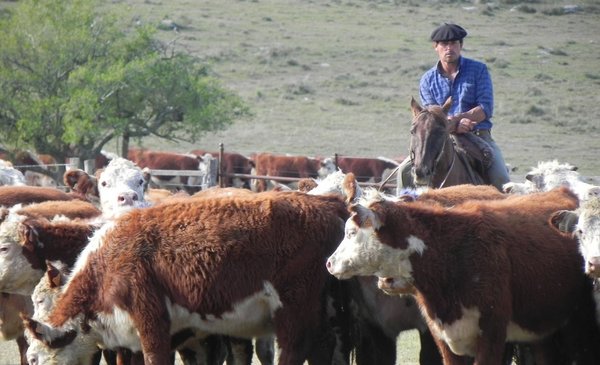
409,97,486,188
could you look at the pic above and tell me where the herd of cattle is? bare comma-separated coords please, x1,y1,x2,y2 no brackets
0,148,599,365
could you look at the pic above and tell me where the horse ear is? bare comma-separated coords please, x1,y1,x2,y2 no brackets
410,97,423,117
442,97,452,114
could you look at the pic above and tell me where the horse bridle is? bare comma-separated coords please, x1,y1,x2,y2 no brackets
410,111,457,189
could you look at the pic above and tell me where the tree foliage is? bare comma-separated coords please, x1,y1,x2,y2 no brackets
0,0,249,163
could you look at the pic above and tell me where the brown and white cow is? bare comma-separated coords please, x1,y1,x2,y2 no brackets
550,196,600,328
128,148,203,192
26,191,350,365
250,152,324,192
95,157,150,220
326,187,600,365
0,186,81,207
319,156,400,183
309,175,509,365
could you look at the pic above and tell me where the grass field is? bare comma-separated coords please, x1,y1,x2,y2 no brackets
113,0,600,178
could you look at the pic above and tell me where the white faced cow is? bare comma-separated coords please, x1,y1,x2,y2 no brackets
503,160,600,202
327,187,600,365
24,191,351,365
550,196,600,328
96,157,150,220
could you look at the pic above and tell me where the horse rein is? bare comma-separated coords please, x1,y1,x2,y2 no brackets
436,135,456,188
410,110,457,189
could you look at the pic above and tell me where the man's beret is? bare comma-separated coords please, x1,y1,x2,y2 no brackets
430,23,467,42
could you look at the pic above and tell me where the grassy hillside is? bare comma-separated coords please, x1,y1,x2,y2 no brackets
113,0,600,178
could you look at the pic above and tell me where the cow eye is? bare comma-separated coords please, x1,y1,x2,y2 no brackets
345,228,357,239
101,180,107,187
0,246,8,253
139,179,145,186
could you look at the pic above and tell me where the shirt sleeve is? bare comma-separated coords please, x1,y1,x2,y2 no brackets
419,72,436,107
476,65,494,119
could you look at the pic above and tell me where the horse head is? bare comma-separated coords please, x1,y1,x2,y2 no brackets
409,97,454,187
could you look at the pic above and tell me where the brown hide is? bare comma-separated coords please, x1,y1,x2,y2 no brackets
0,186,76,207
127,149,200,184
365,187,587,364
16,200,101,220
63,169,100,202
20,217,95,271
251,153,322,191
416,184,506,206
336,157,398,183
48,191,348,365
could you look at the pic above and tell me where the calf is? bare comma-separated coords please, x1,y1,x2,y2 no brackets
63,168,100,205
320,156,399,183
250,152,323,192
327,187,599,365
550,196,600,327
128,148,203,192
0,216,96,296
309,175,507,365
27,191,350,365
0,186,79,207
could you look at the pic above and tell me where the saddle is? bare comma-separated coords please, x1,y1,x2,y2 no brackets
451,133,494,179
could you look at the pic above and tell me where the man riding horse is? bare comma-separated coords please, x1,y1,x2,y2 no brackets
398,23,511,192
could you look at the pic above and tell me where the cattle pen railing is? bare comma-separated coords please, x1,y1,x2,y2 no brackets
31,151,600,193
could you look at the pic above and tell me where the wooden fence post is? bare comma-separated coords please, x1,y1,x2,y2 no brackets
201,155,218,190
65,157,80,171
83,159,95,174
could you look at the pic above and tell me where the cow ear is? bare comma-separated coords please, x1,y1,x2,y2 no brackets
410,97,423,117
46,262,63,288
63,169,84,190
350,204,382,230
0,207,8,224
549,210,579,234
22,313,77,348
342,173,360,204
18,222,38,253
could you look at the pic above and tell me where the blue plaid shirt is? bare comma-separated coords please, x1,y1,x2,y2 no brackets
419,56,494,130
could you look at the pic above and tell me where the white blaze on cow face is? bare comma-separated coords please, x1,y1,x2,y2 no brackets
98,158,149,219
0,217,45,295
577,198,600,278
317,157,337,179
326,204,427,281
25,319,98,365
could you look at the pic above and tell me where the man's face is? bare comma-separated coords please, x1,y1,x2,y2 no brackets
434,40,462,64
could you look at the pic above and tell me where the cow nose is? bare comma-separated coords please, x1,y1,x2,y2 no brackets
377,277,395,289
588,187,600,199
117,192,139,205
588,257,600,276
326,259,332,270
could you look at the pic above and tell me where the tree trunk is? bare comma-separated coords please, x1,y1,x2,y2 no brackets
120,132,130,158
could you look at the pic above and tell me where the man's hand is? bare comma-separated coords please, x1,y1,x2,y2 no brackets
448,115,477,134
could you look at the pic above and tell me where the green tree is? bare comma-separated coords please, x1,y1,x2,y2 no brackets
0,0,249,165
